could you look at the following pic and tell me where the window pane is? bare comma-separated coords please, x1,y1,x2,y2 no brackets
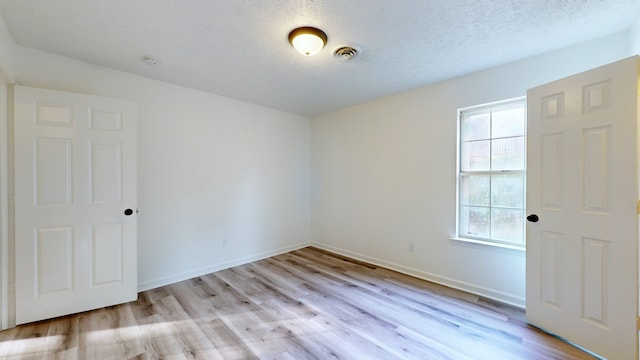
491,174,524,208
458,98,526,246
491,136,525,170
460,206,490,238
492,104,525,138
461,175,490,206
491,208,524,243
461,140,490,171
461,112,490,141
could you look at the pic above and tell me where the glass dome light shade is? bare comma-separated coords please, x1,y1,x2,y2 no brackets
288,27,327,56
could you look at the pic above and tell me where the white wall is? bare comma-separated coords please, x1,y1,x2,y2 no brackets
10,45,311,290
311,31,632,307
629,10,640,55
0,12,14,81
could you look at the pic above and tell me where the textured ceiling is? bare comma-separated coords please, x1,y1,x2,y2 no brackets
0,0,639,116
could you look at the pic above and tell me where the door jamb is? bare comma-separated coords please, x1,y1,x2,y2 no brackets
0,76,12,330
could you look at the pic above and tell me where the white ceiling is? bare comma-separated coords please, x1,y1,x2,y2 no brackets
1,0,639,117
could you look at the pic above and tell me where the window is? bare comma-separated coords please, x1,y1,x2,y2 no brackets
456,98,526,248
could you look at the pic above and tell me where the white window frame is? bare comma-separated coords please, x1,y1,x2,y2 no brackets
453,97,527,251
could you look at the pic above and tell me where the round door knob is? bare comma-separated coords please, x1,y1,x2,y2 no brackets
124,209,134,216
526,214,539,223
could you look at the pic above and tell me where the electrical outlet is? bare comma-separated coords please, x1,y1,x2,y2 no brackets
409,243,415,252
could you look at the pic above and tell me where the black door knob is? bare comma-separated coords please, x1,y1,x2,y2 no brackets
526,214,539,223
124,209,134,216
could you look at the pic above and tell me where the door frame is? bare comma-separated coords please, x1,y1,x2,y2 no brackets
0,76,10,330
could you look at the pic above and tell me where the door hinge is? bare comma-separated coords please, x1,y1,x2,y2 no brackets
637,200,640,214
637,316,640,330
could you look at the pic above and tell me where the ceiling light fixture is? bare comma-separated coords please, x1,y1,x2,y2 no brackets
288,27,327,56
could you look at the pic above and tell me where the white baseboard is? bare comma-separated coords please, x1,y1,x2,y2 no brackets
310,242,525,308
137,242,310,293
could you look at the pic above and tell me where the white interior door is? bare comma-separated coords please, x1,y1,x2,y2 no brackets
526,56,638,359
14,86,137,325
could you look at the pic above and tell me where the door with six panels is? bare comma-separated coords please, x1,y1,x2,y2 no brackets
526,56,639,359
14,86,137,324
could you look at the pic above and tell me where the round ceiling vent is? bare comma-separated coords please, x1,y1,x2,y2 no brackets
334,46,359,61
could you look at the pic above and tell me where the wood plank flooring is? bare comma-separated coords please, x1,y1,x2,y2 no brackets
0,247,596,359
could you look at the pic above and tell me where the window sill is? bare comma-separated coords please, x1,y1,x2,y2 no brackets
450,237,526,252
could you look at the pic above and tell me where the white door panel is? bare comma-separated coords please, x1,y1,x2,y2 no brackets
526,56,639,359
14,86,137,325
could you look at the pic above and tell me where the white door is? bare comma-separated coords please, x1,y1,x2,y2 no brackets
14,86,137,325
526,56,638,359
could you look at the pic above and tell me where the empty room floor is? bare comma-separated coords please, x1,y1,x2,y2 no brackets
0,247,595,359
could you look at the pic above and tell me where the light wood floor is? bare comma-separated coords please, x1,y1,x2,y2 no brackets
0,247,595,359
